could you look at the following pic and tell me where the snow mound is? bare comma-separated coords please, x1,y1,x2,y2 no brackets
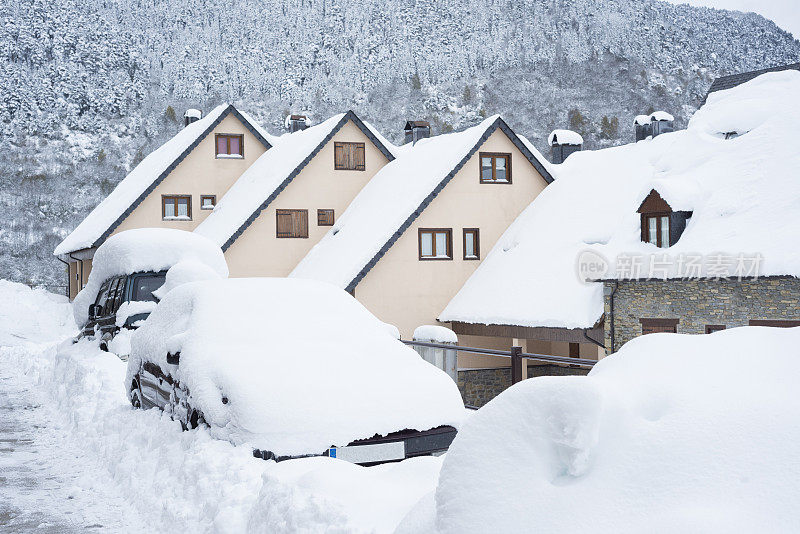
633,114,651,126
547,129,583,146
441,70,800,329
128,278,464,455
152,259,223,300
413,325,457,344
73,229,228,326
0,281,76,346
649,110,675,122
426,326,800,533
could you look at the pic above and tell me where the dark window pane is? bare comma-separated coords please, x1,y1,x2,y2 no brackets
133,274,165,302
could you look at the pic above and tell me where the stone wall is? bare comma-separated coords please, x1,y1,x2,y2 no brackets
603,276,800,353
457,364,591,407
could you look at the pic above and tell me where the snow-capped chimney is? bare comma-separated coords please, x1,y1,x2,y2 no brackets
548,129,583,164
649,111,674,138
184,109,202,127
634,115,652,141
404,121,431,145
287,114,309,133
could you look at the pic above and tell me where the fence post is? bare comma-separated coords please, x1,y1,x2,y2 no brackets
511,346,523,384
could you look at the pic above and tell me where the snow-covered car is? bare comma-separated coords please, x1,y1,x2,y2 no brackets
126,278,465,465
73,228,228,353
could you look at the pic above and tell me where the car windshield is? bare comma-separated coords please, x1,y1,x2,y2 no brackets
132,274,165,302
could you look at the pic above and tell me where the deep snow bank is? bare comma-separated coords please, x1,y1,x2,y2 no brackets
423,327,800,533
0,280,76,346
73,228,228,326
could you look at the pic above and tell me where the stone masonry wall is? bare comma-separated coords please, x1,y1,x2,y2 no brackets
603,277,800,353
457,364,591,407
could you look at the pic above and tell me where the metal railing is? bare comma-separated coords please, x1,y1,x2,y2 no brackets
401,339,596,385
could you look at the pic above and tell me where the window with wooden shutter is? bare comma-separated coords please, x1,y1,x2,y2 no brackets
276,209,308,238
317,209,334,226
334,142,366,171
639,318,678,335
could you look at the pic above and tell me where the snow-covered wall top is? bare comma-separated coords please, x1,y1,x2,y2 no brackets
649,111,675,122
440,71,800,329
72,228,228,326
289,116,502,289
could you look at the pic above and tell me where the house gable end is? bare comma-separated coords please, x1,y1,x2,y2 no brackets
637,189,672,214
91,105,272,250
220,111,395,251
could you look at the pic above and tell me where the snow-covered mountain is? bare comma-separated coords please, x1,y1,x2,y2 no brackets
2,0,799,289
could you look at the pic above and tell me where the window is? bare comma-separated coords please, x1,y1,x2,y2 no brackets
643,214,670,248
749,320,800,328
463,228,480,260
419,229,452,260
317,209,334,226
479,152,511,183
640,318,678,335
215,134,244,158
705,325,726,334
334,142,365,170
162,195,191,220
200,195,216,210
276,209,308,238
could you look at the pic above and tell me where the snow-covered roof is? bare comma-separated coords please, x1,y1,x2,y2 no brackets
290,116,555,291
633,115,651,126
649,111,674,122
548,129,583,146
127,277,465,455
440,70,800,329
54,104,277,256
194,111,397,250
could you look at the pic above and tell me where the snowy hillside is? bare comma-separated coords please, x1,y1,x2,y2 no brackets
1,0,799,288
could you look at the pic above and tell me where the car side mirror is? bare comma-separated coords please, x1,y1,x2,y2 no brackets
166,351,180,365
88,304,101,319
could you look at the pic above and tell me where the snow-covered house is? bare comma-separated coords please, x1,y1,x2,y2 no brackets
290,115,555,358
441,70,800,387
193,111,397,277
54,104,277,299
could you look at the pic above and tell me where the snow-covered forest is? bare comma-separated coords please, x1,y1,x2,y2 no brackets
1,0,799,288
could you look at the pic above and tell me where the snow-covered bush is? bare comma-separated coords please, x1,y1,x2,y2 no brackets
73,228,227,326
127,278,464,456
418,326,800,533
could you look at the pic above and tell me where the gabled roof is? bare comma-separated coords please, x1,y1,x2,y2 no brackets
193,111,397,250
440,70,800,330
290,116,555,292
54,104,276,256
703,62,800,103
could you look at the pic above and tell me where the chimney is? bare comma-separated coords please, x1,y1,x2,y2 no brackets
286,114,309,133
184,108,202,127
649,111,674,138
634,115,652,141
404,120,431,145
548,129,583,164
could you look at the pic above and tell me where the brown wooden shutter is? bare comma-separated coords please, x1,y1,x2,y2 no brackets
276,210,293,237
334,143,346,169
317,209,334,226
296,209,308,238
355,143,365,170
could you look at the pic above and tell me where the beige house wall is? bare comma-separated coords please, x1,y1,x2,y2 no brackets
68,258,93,300
224,120,390,277
353,128,549,343
65,113,267,299
113,114,267,236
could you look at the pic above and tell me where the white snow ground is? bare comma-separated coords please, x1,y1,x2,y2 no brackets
0,281,444,533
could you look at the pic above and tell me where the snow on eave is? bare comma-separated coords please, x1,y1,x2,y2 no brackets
54,104,275,257
194,111,396,251
290,115,554,292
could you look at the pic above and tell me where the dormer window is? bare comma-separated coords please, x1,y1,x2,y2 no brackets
637,189,692,248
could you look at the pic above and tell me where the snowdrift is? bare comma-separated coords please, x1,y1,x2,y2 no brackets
424,326,800,533
0,280,76,346
128,278,464,455
73,228,228,326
